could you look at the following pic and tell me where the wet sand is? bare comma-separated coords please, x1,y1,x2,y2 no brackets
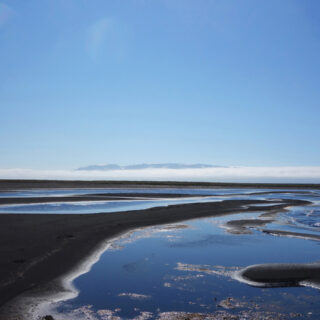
0,197,309,316
0,193,203,206
223,218,274,234
1,179,320,191
261,229,320,241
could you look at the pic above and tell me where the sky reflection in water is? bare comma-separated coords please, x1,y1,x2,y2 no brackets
0,188,319,214
43,190,320,320
1,188,319,318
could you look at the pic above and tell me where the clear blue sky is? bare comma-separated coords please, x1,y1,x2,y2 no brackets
1,0,320,169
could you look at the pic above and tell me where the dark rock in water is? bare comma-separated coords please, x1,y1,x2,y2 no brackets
237,262,320,288
42,316,55,320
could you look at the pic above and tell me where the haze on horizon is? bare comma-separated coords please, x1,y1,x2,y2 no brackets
1,0,320,174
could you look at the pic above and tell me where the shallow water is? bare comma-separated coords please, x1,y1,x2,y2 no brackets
0,196,225,214
0,187,261,198
0,188,318,214
0,187,241,214
52,219,320,319
28,189,320,320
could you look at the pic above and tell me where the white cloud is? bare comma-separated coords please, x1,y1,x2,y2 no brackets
1,167,320,183
0,3,14,26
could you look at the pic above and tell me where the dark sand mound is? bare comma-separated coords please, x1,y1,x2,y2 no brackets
223,219,274,234
237,262,320,288
262,229,320,241
0,193,203,206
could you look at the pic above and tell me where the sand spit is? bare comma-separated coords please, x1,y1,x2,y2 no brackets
0,193,205,206
223,218,274,234
235,262,320,288
262,229,320,241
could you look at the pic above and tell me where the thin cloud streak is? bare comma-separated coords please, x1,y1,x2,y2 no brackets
0,167,320,183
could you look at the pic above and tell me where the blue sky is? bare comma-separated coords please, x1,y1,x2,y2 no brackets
1,0,320,170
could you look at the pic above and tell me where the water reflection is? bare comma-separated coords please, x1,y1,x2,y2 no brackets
1,188,319,214
48,192,320,319
2,188,320,319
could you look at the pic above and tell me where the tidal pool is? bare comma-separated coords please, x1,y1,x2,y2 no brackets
40,191,320,320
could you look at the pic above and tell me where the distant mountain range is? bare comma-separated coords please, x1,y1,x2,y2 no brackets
77,163,225,171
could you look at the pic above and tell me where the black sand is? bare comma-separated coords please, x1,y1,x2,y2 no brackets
262,229,320,241
0,193,203,206
0,179,319,191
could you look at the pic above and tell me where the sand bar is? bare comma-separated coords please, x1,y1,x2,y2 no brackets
0,193,203,206
262,229,320,241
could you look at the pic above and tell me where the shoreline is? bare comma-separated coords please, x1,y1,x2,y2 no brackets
10,227,160,320
0,198,309,319
1,179,320,191
4,236,117,320
0,193,205,206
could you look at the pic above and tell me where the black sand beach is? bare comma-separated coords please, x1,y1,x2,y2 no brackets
1,199,307,310
0,180,319,319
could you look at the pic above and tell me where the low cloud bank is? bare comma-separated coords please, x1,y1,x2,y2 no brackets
0,167,320,183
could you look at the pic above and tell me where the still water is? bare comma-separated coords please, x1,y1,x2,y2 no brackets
27,189,320,320
0,188,318,214
0,187,272,198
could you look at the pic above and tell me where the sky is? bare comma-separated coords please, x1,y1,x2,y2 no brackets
1,0,320,172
